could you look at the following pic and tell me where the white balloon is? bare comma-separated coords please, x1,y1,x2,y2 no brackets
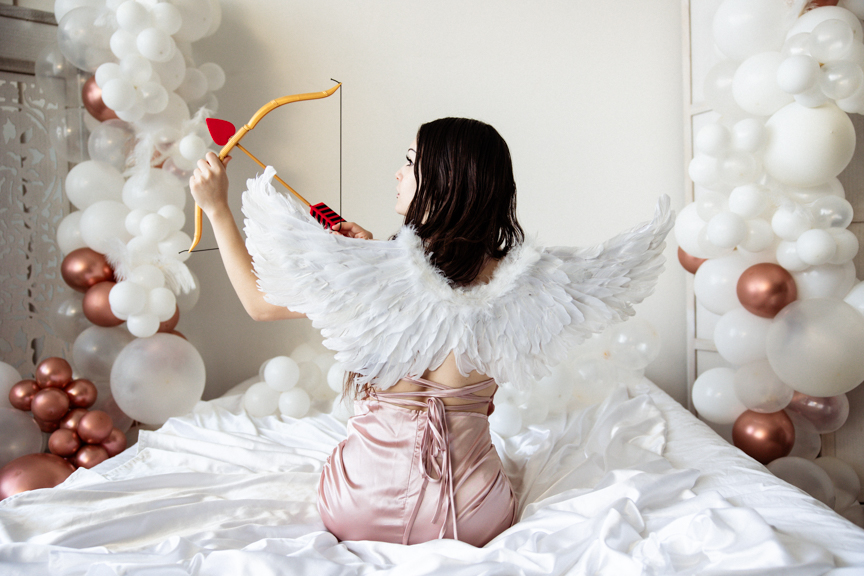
740,218,775,252
828,228,859,264
489,402,522,437
809,195,854,229
731,118,766,153
707,211,747,249
139,213,170,242
111,334,205,425
279,388,311,419
176,68,208,102
728,184,770,219
766,298,864,396
714,308,772,365
119,54,153,86
771,203,812,241
127,312,160,338
148,287,177,321
794,83,830,108
80,200,132,253
796,228,837,265
809,18,855,63
53,292,91,342
150,49,187,92
843,281,864,315
840,0,864,19
695,190,728,222
693,252,752,314
327,362,346,393
122,168,186,211
101,78,138,113
820,60,864,100
65,160,125,210
179,134,207,161
244,382,279,417
264,356,300,391
733,51,794,116
787,6,863,43
694,123,731,156
55,0,102,23
0,362,22,410
763,102,856,187
767,456,836,508
0,408,44,468
776,54,820,95
158,231,193,262
126,236,160,262
73,325,135,381
674,203,709,259
170,0,213,42
776,240,810,272
785,178,846,204
125,208,148,237
139,81,169,114
115,101,146,123
793,261,857,300
607,318,661,371
199,62,225,91
130,264,165,290
734,359,794,413
719,152,759,187
57,210,86,255
137,27,175,62
152,3,182,35
713,0,791,61
95,62,123,89
330,394,354,422
110,28,139,60
158,204,186,231
534,364,573,412
693,367,747,425
136,92,190,134
688,154,722,189
109,280,147,317
704,60,749,120
815,456,861,510
786,410,822,460
116,0,152,33
57,7,115,72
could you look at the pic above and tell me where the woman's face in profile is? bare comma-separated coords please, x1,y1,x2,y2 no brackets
395,140,417,216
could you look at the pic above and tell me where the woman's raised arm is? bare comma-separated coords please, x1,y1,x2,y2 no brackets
190,152,306,321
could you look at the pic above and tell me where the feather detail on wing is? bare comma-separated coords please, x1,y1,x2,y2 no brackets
243,167,674,393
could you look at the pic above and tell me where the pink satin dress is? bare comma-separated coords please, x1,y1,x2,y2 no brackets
317,375,518,547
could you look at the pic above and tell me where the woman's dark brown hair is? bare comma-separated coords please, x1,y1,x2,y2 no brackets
405,117,524,286
345,118,524,398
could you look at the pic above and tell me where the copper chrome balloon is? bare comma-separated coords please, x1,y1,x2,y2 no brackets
81,75,119,122
101,428,128,457
83,281,124,327
48,428,82,457
73,444,109,469
77,410,113,444
737,263,797,319
60,248,114,293
35,357,73,389
60,408,88,431
8,380,40,411
30,388,70,422
732,410,796,464
0,453,76,499
65,379,98,409
677,247,707,274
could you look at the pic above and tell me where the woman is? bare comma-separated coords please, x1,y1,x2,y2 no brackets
190,117,672,547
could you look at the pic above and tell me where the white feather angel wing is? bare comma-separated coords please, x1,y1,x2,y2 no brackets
243,166,673,391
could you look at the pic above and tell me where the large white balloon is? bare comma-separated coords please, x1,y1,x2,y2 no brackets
786,6,863,42
64,160,124,210
80,200,132,253
122,168,186,211
713,0,791,61
792,261,856,300
73,325,135,381
57,7,115,72
170,0,214,42
733,51,793,116
0,408,44,468
763,102,856,187
693,367,747,425
111,334,206,425
714,308,771,365
734,359,794,413
766,298,864,396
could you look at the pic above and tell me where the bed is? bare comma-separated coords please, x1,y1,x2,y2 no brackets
0,379,862,575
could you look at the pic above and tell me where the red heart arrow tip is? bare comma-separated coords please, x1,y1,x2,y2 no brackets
206,118,237,146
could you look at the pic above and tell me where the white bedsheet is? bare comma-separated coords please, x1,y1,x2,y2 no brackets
0,380,861,575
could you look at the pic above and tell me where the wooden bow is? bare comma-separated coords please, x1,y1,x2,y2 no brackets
188,81,343,253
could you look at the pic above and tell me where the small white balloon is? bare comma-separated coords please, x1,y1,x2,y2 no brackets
771,203,812,241
330,394,354,422
244,382,279,417
137,27,175,62
158,205,186,231
199,62,225,91
740,219,775,253
776,240,810,272
327,362,346,393
278,388,311,419
139,213,171,242
814,456,861,510
777,54,820,95
688,154,722,189
607,318,661,370
819,60,864,100
828,228,859,264
126,236,160,261
713,0,790,61
674,203,710,259
808,18,855,63
179,134,207,161
158,231,193,262
139,81,169,114
127,313,160,338
714,308,772,366
693,367,747,425
792,261,856,300
148,286,177,321
706,211,747,249
733,51,794,116
65,160,125,210
264,356,300,391
729,184,770,219
693,252,752,315
80,200,132,253
694,123,731,156
125,208,148,237
786,6,863,42
767,456,836,508
809,195,854,229
101,78,137,113
796,228,837,265
695,190,728,222
152,2,182,35
95,62,123,88
57,210,86,254
119,53,153,85
109,280,147,317
176,68,208,102
732,118,767,153
110,29,139,59
116,0,152,33
787,410,822,460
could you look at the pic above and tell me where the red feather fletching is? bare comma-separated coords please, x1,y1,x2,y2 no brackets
310,203,346,230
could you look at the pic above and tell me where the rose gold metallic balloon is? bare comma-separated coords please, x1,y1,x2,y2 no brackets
0,453,76,499
30,388,70,422
48,428,82,457
81,75,118,122
77,410,113,444
786,391,850,434
34,417,60,433
60,408,88,431
101,428,128,457
73,444,109,469
8,380,40,411
677,247,707,274
61,248,114,293
737,263,797,319
82,281,124,327
35,357,73,389
157,306,180,333
732,410,796,464
64,379,97,409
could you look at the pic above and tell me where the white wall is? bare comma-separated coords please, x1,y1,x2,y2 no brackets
178,0,688,403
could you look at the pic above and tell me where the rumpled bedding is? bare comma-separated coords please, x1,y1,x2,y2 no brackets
0,380,862,575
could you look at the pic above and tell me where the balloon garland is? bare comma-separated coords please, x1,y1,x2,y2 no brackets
682,0,864,524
